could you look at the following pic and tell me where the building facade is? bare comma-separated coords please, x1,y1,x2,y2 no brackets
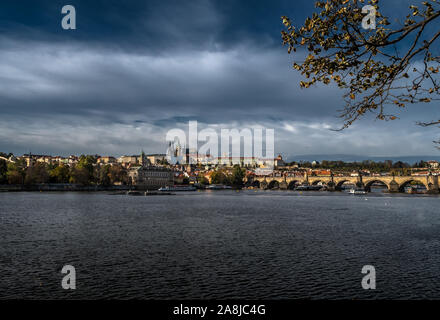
128,166,174,189
118,152,151,168
146,154,167,165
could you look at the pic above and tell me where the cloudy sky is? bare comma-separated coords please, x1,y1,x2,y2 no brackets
0,0,438,159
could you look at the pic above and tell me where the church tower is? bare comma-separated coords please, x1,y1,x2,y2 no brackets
140,150,146,167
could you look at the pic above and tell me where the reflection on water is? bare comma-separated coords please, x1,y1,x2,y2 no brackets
0,190,440,299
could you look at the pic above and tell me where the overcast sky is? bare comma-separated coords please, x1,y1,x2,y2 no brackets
0,0,438,159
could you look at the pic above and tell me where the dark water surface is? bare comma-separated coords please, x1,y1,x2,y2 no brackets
1,190,440,299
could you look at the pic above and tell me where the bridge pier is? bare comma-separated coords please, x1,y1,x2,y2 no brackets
356,173,364,190
427,175,440,194
260,180,268,190
356,182,365,190
426,183,440,194
326,181,335,192
426,187,440,194
279,181,288,190
388,180,399,193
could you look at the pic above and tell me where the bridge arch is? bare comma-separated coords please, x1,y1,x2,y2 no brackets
268,180,280,189
335,180,351,190
398,179,428,192
364,180,389,192
250,180,260,188
311,180,327,186
287,180,300,190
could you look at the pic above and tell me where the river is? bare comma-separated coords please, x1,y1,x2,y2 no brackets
1,190,440,299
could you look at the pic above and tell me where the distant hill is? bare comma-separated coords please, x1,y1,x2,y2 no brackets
287,154,440,165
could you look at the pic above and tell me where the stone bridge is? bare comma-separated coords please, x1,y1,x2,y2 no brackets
247,173,440,194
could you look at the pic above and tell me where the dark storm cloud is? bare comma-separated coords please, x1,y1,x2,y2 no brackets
0,38,344,122
0,0,438,156
0,0,302,51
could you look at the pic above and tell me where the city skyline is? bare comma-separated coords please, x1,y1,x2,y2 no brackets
3,150,440,165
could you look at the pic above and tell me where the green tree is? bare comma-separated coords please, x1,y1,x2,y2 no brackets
98,165,111,186
210,170,230,185
24,163,49,185
282,0,440,144
71,155,97,185
231,165,245,189
0,159,7,184
49,164,70,183
197,173,209,185
108,164,127,185
69,166,91,185
6,160,26,184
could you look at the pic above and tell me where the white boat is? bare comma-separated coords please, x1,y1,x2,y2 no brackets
205,184,232,190
348,188,367,195
158,185,196,192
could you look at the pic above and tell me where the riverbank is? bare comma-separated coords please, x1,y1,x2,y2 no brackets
0,184,131,192
0,184,240,192
1,184,439,195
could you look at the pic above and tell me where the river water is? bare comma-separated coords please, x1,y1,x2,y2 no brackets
1,190,440,299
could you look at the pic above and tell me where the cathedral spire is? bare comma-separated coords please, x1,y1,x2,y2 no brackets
140,149,145,166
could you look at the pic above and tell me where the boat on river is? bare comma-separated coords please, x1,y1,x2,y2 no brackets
158,185,197,192
205,184,232,190
126,190,174,196
295,185,324,191
348,188,367,195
